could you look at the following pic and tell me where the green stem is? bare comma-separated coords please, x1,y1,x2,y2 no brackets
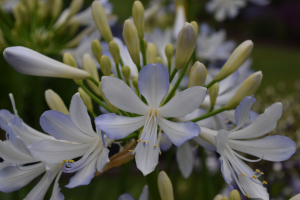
116,62,122,80
79,84,112,113
137,64,142,72
169,68,178,83
146,168,161,200
168,62,171,74
200,147,213,199
140,38,146,66
205,80,216,89
89,111,97,118
163,59,191,106
88,77,99,87
120,58,124,67
190,107,226,122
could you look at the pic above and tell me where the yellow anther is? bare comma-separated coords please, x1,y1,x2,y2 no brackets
153,145,157,147
69,160,74,163
137,139,141,142
252,175,257,179
142,140,146,143
62,160,66,162
260,172,264,175
59,165,62,168
129,150,134,152
60,162,63,165
263,181,267,185
241,173,245,177
246,194,249,198
147,141,149,144
256,169,260,173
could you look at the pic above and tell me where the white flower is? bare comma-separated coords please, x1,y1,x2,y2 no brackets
1,0,19,12
28,93,114,188
199,96,296,199
118,185,148,200
173,4,186,39
95,63,207,175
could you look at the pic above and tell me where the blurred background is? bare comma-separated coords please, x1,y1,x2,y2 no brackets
0,0,299,199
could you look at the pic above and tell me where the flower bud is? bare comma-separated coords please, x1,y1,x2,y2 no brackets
132,1,145,39
51,0,63,19
68,0,83,18
146,42,157,64
132,76,139,93
109,41,120,64
188,61,207,87
63,52,82,85
213,195,223,200
37,2,47,22
91,39,102,63
224,71,262,110
214,40,253,82
156,56,163,64
122,66,131,82
190,21,199,36
92,1,113,42
24,0,37,12
45,89,69,115
175,23,197,69
99,82,119,113
221,198,228,200
82,53,101,96
158,171,174,200
165,43,174,64
122,19,140,66
209,82,219,109
229,189,241,200
100,56,111,76
68,20,80,37
78,87,93,113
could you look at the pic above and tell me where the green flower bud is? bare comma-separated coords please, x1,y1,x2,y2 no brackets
156,56,163,64
122,66,131,82
190,21,199,36
78,87,93,113
165,43,174,64
132,76,139,93
132,0,145,39
188,61,207,87
123,19,140,66
45,89,69,115
92,39,102,63
100,56,112,76
209,82,219,109
109,41,120,64
229,189,241,200
146,42,157,64
158,171,174,200
82,53,101,96
51,0,63,19
63,52,82,85
68,0,84,19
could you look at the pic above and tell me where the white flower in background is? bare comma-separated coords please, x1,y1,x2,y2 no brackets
118,185,148,200
173,3,186,39
196,23,236,62
206,0,270,22
29,93,114,188
199,96,296,199
95,63,206,175
0,0,19,12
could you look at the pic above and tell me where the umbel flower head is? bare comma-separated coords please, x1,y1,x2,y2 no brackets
96,63,207,175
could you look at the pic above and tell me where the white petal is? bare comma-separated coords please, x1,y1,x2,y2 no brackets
95,114,146,140
159,86,207,118
238,175,269,200
290,194,300,200
118,194,135,200
65,156,97,188
69,93,96,137
176,142,194,179
158,117,200,147
193,136,216,151
6,125,31,156
40,110,93,143
139,185,149,200
219,156,233,186
173,5,186,39
0,109,15,132
28,139,90,163
233,96,256,131
50,170,64,200
96,148,110,172
0,163,44,193
228,135,296,162
229,103,283,139
216,129,230,155
138,63,169,108
101,76,149,115
160,132,172,152
3,47,90,79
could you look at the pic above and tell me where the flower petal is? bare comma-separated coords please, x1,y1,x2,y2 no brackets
139,185,149,200
216,129,230,155
96,148,110,173
193,136,216,151
6,124,31,156
28,139,90,163
176,142,194,178
0,109,15,131
159,86,207,118
138,63,169,108
233,96,256,131
219,156,233,187
40,110,93,143
95,114,146,140
228,135,296,162
158,117,200,147
160,133,172,152
118,194,135,200
238,175,269,200
69,93,96,137
101,76,149,115
50,170,64,200
65,156,97,188
229,103,283,139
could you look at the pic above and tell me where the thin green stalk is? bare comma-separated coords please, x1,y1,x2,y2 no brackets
169,68,178,83
137,64,142,72
190,107,226,122
205,80,217,89
168,62,171,74
163,59,191,106
116,62,122,80
147,168,161,200
88,77,99,87
126,80,130,87
200,147,214,199
89,111,97,118
140,38,146,66
120,58,124,67
79,84,112,113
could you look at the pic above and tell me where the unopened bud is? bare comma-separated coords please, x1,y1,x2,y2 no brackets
45,89,69,115
224,71,262,110
92,1,113,42
188,61,207,87
175,23,197,69
99,82,119,113
63,52,82,85
91,39,102,63
68,0,84,19
158,171,174,200
18,4,29,23
25,0,37,12
123,19,140,66
146,42,157,64
78,88,93,113
132,76,139,93
229,189,241,200
37,2,47,21
122,66,131,82
190,21,199,36
221,198,228,200
82,53,101,96
214,40,253,82
165,43,174,64
209,82,219,109
109,41,120,64
51,0,63,19
213,195,223,200
156,57,163,64
100,56,111,76
132,1,145,39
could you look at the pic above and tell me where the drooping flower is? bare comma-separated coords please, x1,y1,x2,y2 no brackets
95,63,207,175
199,96,296,199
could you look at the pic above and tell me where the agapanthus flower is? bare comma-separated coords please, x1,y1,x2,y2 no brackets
96,63,207,175
118,185,148,200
